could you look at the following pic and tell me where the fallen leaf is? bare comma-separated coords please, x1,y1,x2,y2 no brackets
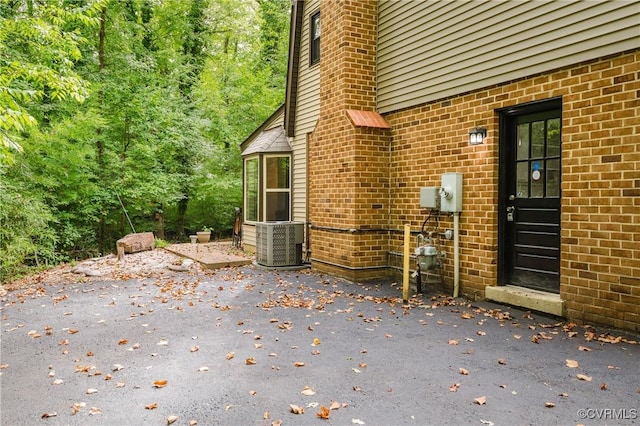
459,368,469,375
577,374,592,382
290,404,304,414
249,390,257,395
352,419,365,425
226,352,235,360
566,359,579,368
559,392,569,398
313,338,321,346
544,402,556,408
0,364,8,369
301,386,316,396
72,402,86,415
89,407,102,415
272,420,282,426
112,364,124,371
41,412,58,418
245,357,256,365
531,335,540,344
118,339,128,345
474,396,487,405
52,379,64,385
167,415,178,424
198,366,209,372
479,420,494,426
294,362,305,367
116,382,126,388
330,401,341,410
498,359,506,365
145,403,158,410
578,346,592,352
157,339,169,346
600,383,607,391
448,339,459,345
449,383,460,392
317,405,330,419
189,421,198,426
153,380,168,388
190,345,199,352
477,331,487,336
263,411,270,419
86,388,98,394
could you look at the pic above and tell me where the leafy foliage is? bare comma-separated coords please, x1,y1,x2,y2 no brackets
0,0,289,282
0,0,105,165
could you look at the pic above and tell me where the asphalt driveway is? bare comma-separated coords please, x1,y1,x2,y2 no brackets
1,264,638,425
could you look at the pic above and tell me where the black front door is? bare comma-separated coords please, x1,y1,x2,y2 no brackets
500,103,562,293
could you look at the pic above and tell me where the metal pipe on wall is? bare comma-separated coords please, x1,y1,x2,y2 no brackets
453,212,460,298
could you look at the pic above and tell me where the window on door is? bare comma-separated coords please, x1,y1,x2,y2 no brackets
310,10,320,66
515,117,561,199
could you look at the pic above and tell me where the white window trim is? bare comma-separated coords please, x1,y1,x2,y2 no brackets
243,155,260,224
262,153,291,222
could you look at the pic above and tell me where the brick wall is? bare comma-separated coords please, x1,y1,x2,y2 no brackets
383,50,640,331
309,0,390,280
307,0,639,330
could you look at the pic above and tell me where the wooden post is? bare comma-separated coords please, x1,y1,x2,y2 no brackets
403,224,410,303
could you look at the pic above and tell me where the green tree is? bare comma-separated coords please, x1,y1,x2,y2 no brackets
0,0,292,282
0,0,105,165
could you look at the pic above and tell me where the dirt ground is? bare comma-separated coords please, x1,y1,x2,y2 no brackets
2,241,252,293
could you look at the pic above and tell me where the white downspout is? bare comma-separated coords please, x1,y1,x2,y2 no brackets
453,211,460,298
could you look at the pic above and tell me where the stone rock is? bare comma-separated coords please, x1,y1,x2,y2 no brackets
70,267,104,277
116,232,155,261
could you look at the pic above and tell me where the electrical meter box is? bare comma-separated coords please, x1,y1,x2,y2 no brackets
420,187,440,209
440,173,463,212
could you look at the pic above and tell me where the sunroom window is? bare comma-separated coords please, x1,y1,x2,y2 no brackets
244,157,259,222
265,155,290,221
241,124,291,224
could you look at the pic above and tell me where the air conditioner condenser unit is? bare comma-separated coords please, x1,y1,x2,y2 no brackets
256,221,304,267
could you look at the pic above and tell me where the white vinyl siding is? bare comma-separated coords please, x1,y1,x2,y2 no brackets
292,0,321,224
377,0,640,114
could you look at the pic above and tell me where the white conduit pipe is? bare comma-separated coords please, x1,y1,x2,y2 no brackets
453,212,460,298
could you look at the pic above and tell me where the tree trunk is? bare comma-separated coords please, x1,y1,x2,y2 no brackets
176,196,188,239
96,6,107,254
155,205,165,240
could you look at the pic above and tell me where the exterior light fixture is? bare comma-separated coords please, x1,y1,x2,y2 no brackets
469,127,487,145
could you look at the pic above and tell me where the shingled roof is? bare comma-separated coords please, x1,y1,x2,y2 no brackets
241,124,291,156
